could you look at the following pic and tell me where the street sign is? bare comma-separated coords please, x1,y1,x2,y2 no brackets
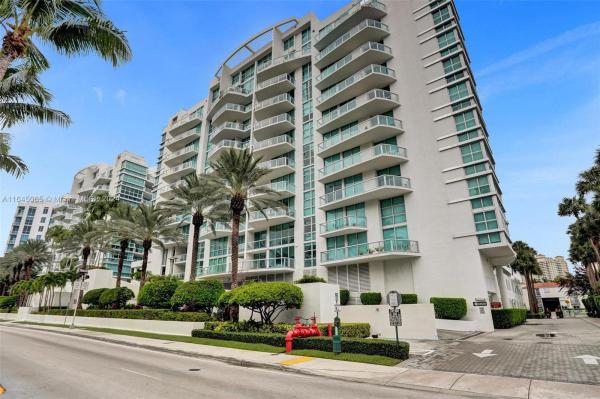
389,308,402,326
387,290,401,307
473,298,487,307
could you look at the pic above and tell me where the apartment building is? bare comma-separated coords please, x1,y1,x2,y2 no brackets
535,254,569,281
151,0,515,329
5,201,55,253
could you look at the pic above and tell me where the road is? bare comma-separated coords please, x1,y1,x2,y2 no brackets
0,326,483,399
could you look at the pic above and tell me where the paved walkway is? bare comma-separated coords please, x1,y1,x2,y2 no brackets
402,317,600,385
2,322,598,399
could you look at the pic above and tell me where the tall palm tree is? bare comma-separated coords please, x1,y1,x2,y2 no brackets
0,132,26,177
14,239,51,280
63,266,78,312
161,174,227,281
84,192,119,221
510,241,542,314
61,220,99,269
122,204,183,288
0,0,132,80
207,149,283,293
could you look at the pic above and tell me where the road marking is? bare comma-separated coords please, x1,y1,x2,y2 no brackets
472,349,497,358
574,355,600,365
121,368,162,381
279,356,314,366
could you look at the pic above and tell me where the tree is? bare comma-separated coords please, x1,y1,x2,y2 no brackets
510,241,542,314
13,239,51,280
61,220,99,269
0,132,26,177
558,265,593,296
84,192,119,222
170,280,224,313
160,174,226,281
0,0,132,81
55,272,68,309
206,149,283,294
124,204,183,289
225,282,303,324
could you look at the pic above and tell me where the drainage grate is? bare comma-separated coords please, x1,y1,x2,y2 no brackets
535,333,556,338
188,368,201,371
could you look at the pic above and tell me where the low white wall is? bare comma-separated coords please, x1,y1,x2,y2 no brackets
339,304,438,340
435,319,479,332
0,312,18,321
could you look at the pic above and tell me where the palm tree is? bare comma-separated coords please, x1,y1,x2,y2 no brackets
160,174,226,281
31,276,44,311
510,241,542,314
122,204,183,288
54,272,68,309
0,132,27,177
207,149,284,293
61,220,99,269
63,266,78,312
0,0,132,80
84,192,119,222
14,239,51,280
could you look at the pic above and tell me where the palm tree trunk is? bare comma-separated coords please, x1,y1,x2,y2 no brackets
82,246,91,269
116,239,128,288
189,213,203,281
0,54,13,82
59,288,63,310
524,272,538,314
139,240,152,289
229,211,242,322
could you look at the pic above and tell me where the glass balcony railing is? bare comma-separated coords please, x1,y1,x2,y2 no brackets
254,93,294,111
249,208,295,221
256,48,311,73
212,103,250,121
319,89,399,127
319,144,407,177
210,121,250,139
253,134,294,150
316,19,389,62
164,145,199,162
321,239,419,262
320,174,411,206
320,216,367,233
254,113,294,131
316,42,392,83
209,139,248,157
164,129,200,146
318,115,403,153
246,257,294,270
250,180,295,197
318,65,395,104
316,0,386,42
256,73,295,91
257,157,295,170
246,239,267,251
163,160,197,177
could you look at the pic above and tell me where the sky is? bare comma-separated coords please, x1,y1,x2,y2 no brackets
1,0,599,265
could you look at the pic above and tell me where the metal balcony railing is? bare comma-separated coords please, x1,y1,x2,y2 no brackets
320,175,411,206
321,239,419,262
319,144,407,177
318,115,403,153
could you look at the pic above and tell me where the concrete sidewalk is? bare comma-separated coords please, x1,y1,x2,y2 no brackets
2,322,598,399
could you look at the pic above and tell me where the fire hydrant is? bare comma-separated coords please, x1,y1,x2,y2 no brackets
285,316,322,353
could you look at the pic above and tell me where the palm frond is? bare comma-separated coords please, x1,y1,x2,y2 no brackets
0,132,28,177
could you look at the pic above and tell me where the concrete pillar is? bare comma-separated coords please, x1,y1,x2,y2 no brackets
495,266,510,308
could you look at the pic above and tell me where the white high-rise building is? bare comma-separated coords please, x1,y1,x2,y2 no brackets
5,201,55,253
151,0,516,329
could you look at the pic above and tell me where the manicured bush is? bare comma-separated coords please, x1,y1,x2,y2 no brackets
225,282,303,324
360,292,382,305
41,308,211,321
82,288,109,307
491,308,528,328
430,297,467,320
191,330,409,360
171,280,225,313
99,287,135,309
203,321,370,338
294,275,326,284
340,289,350,305
582,295,600,318
138,277,180,309
400,294,417,304
0,295,17,309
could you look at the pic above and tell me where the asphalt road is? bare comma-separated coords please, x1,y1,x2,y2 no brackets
0,326,482,399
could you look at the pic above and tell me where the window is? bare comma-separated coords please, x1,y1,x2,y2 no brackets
43,207,49,214
383,226,409,251
448,82,469,102
40,217,46,223
211,87,220,101
452,99,471,112
467,176,491,196
445,70,464,84
464,163,486,175
454,111,476,131
301,27,311,49
478,232,501,245
283,36,295,51
269,223,294,247
303,167,314,191
432,6,450,25
209,237,228,257
376,165,401,177
303,190,315,216
380,196,406,226
437,30,455,48
474,210,498,232
443,55,462,74
38,226,44,232
458,130,479,142
460,142,484,163
304,242,316,267
440,44,458,57
304,216,316,241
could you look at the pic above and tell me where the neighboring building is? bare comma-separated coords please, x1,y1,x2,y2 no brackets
5,201,55,252
495,266,525,309
522,282,581,313
151,0,515,330
535,254,569,281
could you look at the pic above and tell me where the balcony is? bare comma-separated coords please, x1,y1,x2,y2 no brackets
256,48,312,80
248,208,295,230
162,160,197,182
250,181,296,200
209,121,250,143
208,85,252,119
197,257,294,278
315,19,390,68
254,93,295,120
315,42,392,90
165,129,200,150
199,222,231,240
319,216,368,238
316,65,396,111
158,181,186,199
166,215,191,227
163,145,199,166
245,239,267,254
319,174,412,211
317,115,404,157
208,139,248,162
315,0,387,50
318,144,408,184
256,157,295,182
253,113,295,141
255,73,295,100
252,134,295,161
320,239,420,267
479,231,516,266
168,111,202,135
211,103,251,126
173,254,187,265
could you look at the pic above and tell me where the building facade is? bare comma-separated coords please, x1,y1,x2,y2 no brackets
5,201,55,253
151,0,515,329
535,254,569,282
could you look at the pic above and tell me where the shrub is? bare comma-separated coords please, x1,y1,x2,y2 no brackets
360,292,382,305
582,295,600,317
0,295,17,309
40,308,211,321
294,275,326,284
225,282,303,324
82,288,109,307
99,287,135,309
203,321,370,338
491,308,527,328
340,289,350,305
138,277,180,308
171,280,225,313
430,297,467,320
191,330,409,360
400,294,417,304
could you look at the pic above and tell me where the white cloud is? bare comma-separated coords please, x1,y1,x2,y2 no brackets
93,87,103,102
115,89,127,106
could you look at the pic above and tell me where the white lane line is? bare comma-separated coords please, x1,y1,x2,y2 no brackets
121,368,162,381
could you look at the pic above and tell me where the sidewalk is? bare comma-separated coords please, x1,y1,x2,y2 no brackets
2,322,598,399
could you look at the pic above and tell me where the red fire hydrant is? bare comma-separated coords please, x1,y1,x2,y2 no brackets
285,316,322,353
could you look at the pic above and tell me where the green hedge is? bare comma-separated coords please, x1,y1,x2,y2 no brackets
400,294,417,304
491,308,527,328
191,329,409,360
360,292,382,305
171,280,224,312
138,277,180,308
82,289,109,306
340,289,350,305
582,295,600,317
430,297,467,320
294,275,326,284
0,295,17,309
99,287,135,309
203,321,370,338
41,309,211,322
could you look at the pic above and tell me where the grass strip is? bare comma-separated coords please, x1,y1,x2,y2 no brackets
289,349,401,366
